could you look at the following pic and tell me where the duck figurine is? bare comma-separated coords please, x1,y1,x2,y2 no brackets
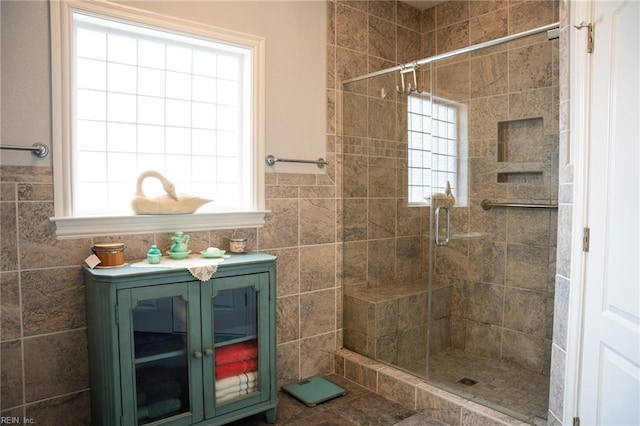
132,170,212,215
432,180,456,208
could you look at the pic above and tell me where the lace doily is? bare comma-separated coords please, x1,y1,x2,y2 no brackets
130,255,229,281
188,265,219,281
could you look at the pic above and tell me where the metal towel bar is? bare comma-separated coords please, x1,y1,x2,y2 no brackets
481,199,558,210
0,143,49,158
265,154,328,169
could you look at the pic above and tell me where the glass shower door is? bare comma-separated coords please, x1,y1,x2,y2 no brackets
405,73,469,385
425,31,557,424
341,66,435,379
340,61,470,384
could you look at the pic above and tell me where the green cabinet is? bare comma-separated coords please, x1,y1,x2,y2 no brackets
84,254,277,426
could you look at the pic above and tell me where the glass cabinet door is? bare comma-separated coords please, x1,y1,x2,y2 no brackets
213,286,259,405
118,283,202,426
201,273,270,417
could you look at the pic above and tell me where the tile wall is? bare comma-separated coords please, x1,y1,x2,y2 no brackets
1,166,93,424
548,0,572,424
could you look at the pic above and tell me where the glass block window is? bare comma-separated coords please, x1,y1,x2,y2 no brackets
71,12,253,216
407,92,467,206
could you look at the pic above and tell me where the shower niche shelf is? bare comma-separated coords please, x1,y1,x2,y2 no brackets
496,163,544,183
497,117,545,183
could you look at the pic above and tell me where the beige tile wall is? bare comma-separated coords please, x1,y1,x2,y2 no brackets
1,166,93,423
548,0,572,424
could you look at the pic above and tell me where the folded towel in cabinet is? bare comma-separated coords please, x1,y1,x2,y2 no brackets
215,340,258,365
214,371,259,404
215,371,259,390
216,381,257,399
215,359,258,380
216,386,257,404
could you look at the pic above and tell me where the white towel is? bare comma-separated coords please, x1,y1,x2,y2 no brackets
215,372,259,404
216,378,257,395
216,383,258,400
216,386,257,404
215,371,258,391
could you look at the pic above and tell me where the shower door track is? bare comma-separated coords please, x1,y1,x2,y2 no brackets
342,22,560,85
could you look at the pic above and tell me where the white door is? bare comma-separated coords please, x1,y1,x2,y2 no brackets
579,0,640,424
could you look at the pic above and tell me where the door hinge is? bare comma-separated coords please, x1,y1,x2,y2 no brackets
583,227,590,252
573,416,580,426
115,304,119,324
574,21,594,53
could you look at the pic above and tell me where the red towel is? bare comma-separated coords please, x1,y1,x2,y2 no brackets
215,340,258,365
215,359,258,380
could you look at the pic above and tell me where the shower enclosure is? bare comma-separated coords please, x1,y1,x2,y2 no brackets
341,24,559,424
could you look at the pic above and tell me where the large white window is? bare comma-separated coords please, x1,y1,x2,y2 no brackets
407,92,467,207
51,1,266,237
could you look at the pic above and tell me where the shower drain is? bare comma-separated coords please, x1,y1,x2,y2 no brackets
457,377,478,386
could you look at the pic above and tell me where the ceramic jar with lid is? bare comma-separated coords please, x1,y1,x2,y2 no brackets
229,238,248,253
147,245,162,264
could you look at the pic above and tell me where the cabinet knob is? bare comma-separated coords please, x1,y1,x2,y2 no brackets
204,348,214,356
193,350,203,359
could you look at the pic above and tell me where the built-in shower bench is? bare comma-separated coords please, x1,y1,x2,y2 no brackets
345,280,427,304
343,280,451,371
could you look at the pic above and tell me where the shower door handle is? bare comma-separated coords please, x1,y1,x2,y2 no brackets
434,206,451,247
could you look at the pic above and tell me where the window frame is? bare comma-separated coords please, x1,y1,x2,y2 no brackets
50,0,267,238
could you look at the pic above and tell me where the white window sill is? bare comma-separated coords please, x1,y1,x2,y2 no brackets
51,211,269,239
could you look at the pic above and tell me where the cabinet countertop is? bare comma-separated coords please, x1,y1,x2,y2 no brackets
83,252,276,279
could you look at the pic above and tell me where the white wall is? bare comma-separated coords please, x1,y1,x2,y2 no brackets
0,0,52,166
1,1,327,174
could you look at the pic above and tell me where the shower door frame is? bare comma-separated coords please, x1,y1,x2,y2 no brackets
342,23,560,86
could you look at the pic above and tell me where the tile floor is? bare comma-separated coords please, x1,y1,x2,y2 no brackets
426,348,550,424
227,375,445,426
